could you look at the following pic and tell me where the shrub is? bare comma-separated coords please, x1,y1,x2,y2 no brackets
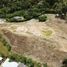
35,62,41,67
43,63,47,67
6,43,11,51
28,8,41,19
26,58,34,67
38,15,47,22
6,10,25,18
62,59,67,67
9,53,27,64
9,53,47,67
0,53,4,57
23,11,32,20
0,33,11,51
31,11,41,19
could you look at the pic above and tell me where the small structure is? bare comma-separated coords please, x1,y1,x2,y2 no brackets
1,58,19,67
0,57,26,67
18,63,27,67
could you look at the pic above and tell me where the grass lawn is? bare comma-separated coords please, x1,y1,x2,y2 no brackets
0,41,9,57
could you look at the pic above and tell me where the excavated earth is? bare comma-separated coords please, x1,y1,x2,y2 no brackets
0,14,67,67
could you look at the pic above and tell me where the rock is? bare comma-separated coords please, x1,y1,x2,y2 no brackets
13,16,25,21
10,16,25,22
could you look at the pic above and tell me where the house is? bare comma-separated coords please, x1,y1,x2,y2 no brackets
1,58,19,67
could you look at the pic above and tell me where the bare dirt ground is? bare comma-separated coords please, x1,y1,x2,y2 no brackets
0,14,67,67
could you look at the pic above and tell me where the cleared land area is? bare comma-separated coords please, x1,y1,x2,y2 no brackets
0,14,67,67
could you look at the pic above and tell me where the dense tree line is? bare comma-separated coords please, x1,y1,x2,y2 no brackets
0,0,67,21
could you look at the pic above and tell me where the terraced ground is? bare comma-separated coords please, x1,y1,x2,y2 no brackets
0,14,67,67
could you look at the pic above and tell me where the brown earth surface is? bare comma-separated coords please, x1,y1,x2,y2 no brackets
0,14,67,67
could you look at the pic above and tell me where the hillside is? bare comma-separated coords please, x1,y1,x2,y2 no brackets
0,15,67,67
0,0,67,67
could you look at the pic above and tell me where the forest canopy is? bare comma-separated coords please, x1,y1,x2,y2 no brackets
0,0,67,21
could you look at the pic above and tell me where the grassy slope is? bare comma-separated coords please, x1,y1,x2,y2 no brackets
0,41,9,57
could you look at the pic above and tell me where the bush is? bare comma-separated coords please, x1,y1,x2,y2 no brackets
23,11,33,20
38,15,47,22
43,63,47,67
62,59,67,67
0,33,11,51
35,62,41,67
9,53,47,67
26,58,34,67
0,53,5,57
31,11,41,19
28,8,42,19
6,10,25,18
6,43,11,51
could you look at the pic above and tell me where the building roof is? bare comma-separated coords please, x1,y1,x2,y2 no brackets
1,58,19,67
0,58,26,67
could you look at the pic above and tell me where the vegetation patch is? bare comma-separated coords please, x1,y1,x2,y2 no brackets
42,29,53,38
0,41,9,57
39,15,47,22
9,52,47,67
62,59,67,67
0,32,11,57
0,0,67,22
0,33,11,51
